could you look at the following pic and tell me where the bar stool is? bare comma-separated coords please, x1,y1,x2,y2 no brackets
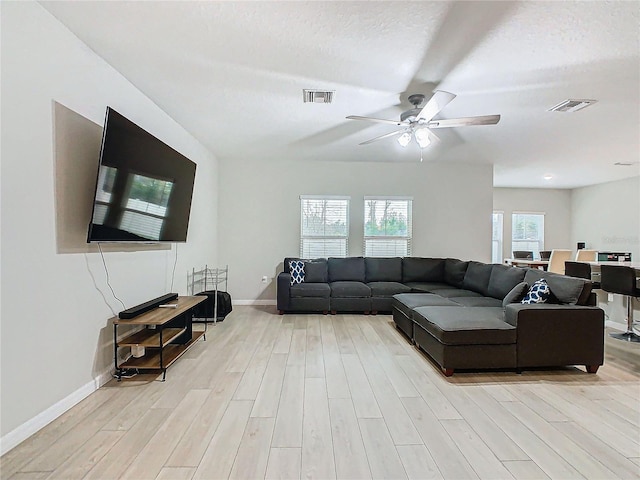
564,261,601,289
600,265,640,343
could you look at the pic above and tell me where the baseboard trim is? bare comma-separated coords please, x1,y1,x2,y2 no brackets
234,299,276,306
0,366,113,456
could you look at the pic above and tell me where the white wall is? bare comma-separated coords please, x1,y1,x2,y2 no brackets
571,176,640,258
571,176,640,329
219,159,493,302
0,2,218,449
493,188,572,260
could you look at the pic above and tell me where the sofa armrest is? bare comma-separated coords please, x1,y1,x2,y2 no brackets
277,272,292,312
504,304,604,368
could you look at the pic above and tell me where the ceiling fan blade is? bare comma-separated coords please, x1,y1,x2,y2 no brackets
427,114,501,128
359,129,405,145
415,90,457,121
346,115,405,127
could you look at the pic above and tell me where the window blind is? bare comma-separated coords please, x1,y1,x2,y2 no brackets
363,197,412,257
300,196,349,258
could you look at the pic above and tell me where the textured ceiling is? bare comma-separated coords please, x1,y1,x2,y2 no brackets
42,1,640,188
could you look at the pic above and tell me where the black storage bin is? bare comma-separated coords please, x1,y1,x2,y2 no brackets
194,290,232,321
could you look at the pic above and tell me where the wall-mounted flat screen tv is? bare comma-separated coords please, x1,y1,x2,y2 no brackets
87,107,196,243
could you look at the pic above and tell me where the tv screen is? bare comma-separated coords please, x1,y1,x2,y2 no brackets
87,107,197,243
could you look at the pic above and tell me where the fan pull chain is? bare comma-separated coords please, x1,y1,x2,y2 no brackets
420,148,424,162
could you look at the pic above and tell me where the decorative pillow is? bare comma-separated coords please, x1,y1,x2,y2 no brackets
521,278,551,304
289,260,305,285
502,282,528,307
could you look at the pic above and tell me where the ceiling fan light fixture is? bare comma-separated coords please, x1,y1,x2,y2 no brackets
414,128,431,148
397,132,412,147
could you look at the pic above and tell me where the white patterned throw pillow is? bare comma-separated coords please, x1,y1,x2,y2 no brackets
289,260,305,285
521,278,551,304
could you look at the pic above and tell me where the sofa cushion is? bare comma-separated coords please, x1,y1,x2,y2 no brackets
462,261,494,296
444,258,469,288
487,264,527,300
305,260,328,283
412,306,516,345
330,281,371,298
290,282,330,298
521,279,551,304
502,282,529,307
524,269,591,305
365,257,402,282
402,258,445,283
289,260,305,285
450,297,503,308
393,293,460,318
367,281,411,297
432,288,483,298
329,257,365,282
405,282,452,292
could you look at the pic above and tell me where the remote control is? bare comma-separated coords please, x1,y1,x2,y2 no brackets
158,304,178,308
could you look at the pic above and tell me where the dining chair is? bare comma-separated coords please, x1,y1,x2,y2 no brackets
576,249,597,262
539,250,552,260
547,249,572,274
512,251,533,259
601,265,640,342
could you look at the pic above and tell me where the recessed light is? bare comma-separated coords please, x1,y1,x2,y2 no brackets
543,174,553,181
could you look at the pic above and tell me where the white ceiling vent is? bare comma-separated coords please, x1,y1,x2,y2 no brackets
303,89,335,104
548,99,597,113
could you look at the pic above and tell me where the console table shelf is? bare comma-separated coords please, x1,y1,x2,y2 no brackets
112,296,206,381
118,332,205,370
118,328,186,348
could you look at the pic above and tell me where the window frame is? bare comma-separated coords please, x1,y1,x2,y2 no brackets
300,195,350,258
511,211,545,258
363,196,413,257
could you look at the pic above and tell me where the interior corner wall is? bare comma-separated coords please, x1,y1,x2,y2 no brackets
570,176,640,259
493,188,572,260
218,159,493,302
0,2,218,446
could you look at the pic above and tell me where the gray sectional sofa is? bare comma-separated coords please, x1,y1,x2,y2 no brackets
277,256,605,376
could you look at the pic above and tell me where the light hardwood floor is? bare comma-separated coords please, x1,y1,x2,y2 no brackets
2,306,639,479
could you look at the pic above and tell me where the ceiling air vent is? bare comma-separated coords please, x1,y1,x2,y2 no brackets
548,99,597,113
303,89,335,104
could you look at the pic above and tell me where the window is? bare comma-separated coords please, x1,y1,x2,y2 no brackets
512,212,545,258
300,196,349,258
492,211,504,264
364,197,412,257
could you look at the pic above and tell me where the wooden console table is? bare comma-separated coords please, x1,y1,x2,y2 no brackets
112,296,207,381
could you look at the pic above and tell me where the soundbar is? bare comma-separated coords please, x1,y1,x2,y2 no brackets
118,293,179,319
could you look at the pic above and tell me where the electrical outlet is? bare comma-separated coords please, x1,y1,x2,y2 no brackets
261,275,268,283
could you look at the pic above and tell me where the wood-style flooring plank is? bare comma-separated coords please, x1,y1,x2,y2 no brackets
271,365,305,448
305,318,325,378
341,354,382,418
265,448,301,480
396,444,443,480
329,398,372,480
121,389,210,480
502,460,550,480
402,396,479,479
251,353,288,418
287,328,307,366
155,467,195,480
83,408,170,480
166,372,243,467
230,417,275,479
358,418,408,479
192,400,253,480
301,378,335,479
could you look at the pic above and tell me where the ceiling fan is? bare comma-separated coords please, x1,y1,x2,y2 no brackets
346,90,500,149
